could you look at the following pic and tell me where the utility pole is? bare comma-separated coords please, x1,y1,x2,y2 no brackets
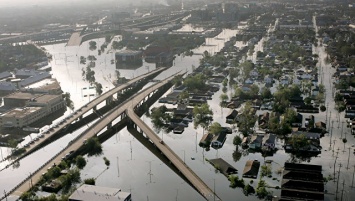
340,180,345,201
130,141,132,160
148,161,153,183
195,132,198,153
341,121,344,139
117,157,120,177
352,165,355,188
334,152,339,180
214,179,216,201
335,163,342,200
347,147,351,170
330,120,334,148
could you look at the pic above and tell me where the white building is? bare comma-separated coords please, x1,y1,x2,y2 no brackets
0,93,65,128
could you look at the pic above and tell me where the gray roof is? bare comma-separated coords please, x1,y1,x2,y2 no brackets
69,185,131,201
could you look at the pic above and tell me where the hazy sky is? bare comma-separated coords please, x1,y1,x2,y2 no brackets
0,0,173,8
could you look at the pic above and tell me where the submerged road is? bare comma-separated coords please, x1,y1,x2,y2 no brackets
7,70,174,199
1,67,166,171
126,88,222,200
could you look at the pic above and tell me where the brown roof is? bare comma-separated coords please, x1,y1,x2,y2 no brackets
243,160,260,178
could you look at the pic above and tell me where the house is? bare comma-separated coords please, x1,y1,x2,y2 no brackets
241,85,251,92
69,185,131,201
174,104,191,117
209,158,238,177
262,134,276,150
211,132,227,149
249,69,259,78
280,163,324,201
248,135,264,149
243,160,260,178
258,112,269,129
311,86,319,96
226,100,242,109
280,76,290,85
199,133,213,147
315,121,326,130
226,109,238,124
290,131,321,140
291,113,303,127
245,78,254,85
264,74,273,84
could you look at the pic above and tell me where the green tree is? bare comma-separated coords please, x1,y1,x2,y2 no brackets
75,155,86,169
103,157,110,166
94,82,103,95
209,122,223,135
84,178,96,185
63,92,74,111
150,106,172,131
256,179,269,198
260,87,272,100
183,73,207,92
233,135,242,150
84,137,103,156
193,103,213,134
220,93,229,107
238,102,257,136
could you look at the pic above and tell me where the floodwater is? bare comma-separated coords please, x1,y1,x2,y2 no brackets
0,21,354,201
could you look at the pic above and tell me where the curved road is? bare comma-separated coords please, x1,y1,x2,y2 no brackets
8,67,166,166
8,70,173,199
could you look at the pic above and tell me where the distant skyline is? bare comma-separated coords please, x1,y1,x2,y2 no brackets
0,0,179,8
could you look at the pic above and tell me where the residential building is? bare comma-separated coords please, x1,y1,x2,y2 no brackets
249,135,263,149
69,185,131,201
262,134,276,150
211,132,227,149
226,109,238,124
243,160,260,178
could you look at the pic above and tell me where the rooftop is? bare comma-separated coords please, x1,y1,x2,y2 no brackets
1,107,43,118
4,92,40,100
69,185,131,201
24,78,61,91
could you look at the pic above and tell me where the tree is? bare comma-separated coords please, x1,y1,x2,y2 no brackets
260,87,272,100
220,93,229,107
238,102,257,136
320,105,326,112
209,122,223,135
75,155,86,169
183,73,207,92
8,139,18,153
84,137,103,156
261,164,272,177
193,103,213,134
256,179,269,198
150,106,172,131
288,134,309,151
103,157,110,166
233,135,242,150
89,41,97,50
94,82,103,95
84,178,96,185
232,150,242,162
63,92,74,111
250,84,259,96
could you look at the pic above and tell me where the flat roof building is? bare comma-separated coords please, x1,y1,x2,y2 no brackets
69,185,131,201
0,107,46,128
21,78,62,95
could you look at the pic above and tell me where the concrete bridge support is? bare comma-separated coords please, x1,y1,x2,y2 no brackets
106,95,113,105
107,122,112,129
